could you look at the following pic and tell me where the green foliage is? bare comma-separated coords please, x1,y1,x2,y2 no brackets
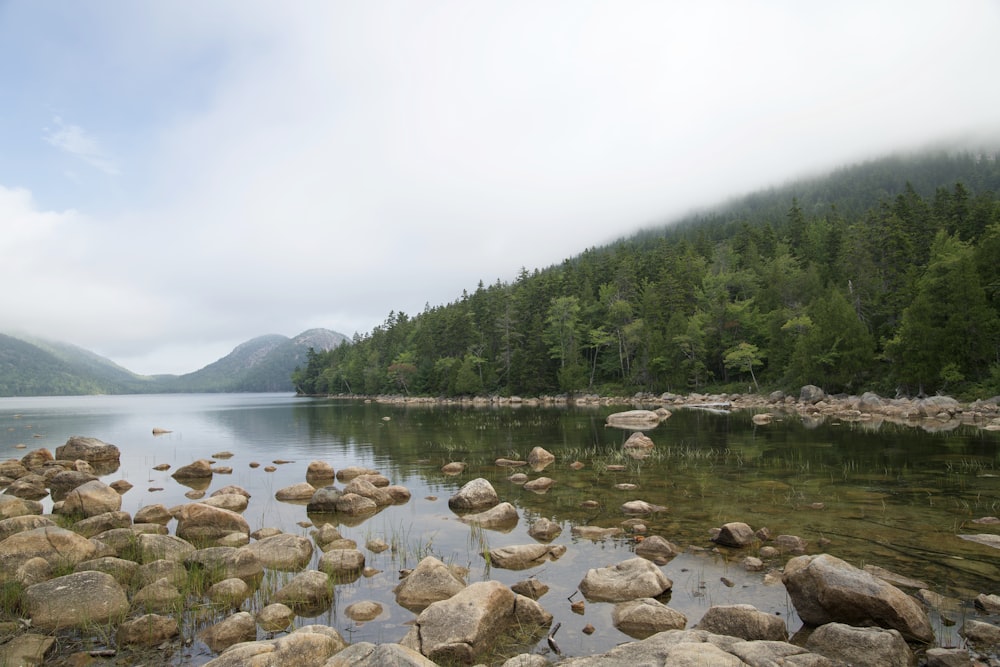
26,149,997,400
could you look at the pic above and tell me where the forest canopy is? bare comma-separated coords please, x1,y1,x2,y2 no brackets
293,150,1000,400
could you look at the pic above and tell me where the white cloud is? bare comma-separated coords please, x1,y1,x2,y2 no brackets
43,116,120,176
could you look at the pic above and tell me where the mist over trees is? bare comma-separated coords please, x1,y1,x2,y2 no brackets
293,150,1000,399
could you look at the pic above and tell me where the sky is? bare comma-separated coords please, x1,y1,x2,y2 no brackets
2,1,999,375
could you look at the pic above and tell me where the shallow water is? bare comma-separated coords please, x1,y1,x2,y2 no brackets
2,393,999,663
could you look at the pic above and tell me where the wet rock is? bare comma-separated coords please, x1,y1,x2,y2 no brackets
523,476,555,492
528,517,562,542
774,534,808,554
207,577,252,607
620,500,667,515
961,619,1000,648
487,544,567,570
925,647,973,667
136,533,197,563
511,578,549,600
175,502,249,543
863,564,929,589
459,501,519,530
783,553,934,643
579,557,672,602
25,570,128,630
132,577,183,612
202,625,348,667
622,431,655,456
117,613,179,647
634,535,681,565
571,525,623,541
306,486,342,512
275,482,317,502
185,546,263,584
713,521,756,547
55,436,120,462
198,611,257,653
200,493,249,512
256,602,294,632
0,526,96,582
606,410,662,428
337,466,380,481
318,548,365,578
345,600,383,621
694,603,788,641
527,446,555,470
394,556,467,612
323,641,437,667
335,492,378,516
272,570,334,616
171,459,214,480
448,477,500,512
243,532,313,571
804,622,913,667
976,593,1000,613
612,598,687,639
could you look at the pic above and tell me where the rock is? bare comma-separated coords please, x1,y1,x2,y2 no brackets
47,470,98,500
622,432,656,458
200,493,249,512
256,602,295,632
620,500,667,515
306,486,342,513
694,603,788,641
511,578,549,600
135,533,197,563
198,611,257,653
324,642,438,667
509,473,528,484
606,410,662,428
571,525,623,540
132,577,183,612
713,521,756,547
774,534,808,554
0,494,42,519
459,501,519,530
345,600,383,621
863,564,929,589
925,647,973,667
318,548,366,579
337,466,380,481
858,391,885,413
527,446,555,470
272,569,334,616
976,593,1000,613
751,413,773,424
185,546,264,584
528,517,562,542
275,482,317,502
401,580,546,664
306,460,336,479
136,558,188,587
394,556,467,612
55,436,120,462
334,492,378,516
171,459,214,479
15,556,51,586
523,476,555,492
799,385,826,404
134,503,172,525
961,618,1000,648
117,613,179,647
0,514,54,542
635,535,681,565
0,526,96,582
243,532,313,571
487,544,567,570
24,570,128,630
612,598,687,638
782,553,934,643
805,622,914,667
0,633,56,665
4,476,48,500
57,479,122,518
74,556,138,585
578,557,672,602
175,502,249,543
70,510,131,538
448,477,500,512
207,577,252,607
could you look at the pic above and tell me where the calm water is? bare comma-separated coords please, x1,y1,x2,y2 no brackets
2,393,999,663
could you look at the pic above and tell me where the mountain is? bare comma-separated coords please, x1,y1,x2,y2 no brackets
0,328,349,397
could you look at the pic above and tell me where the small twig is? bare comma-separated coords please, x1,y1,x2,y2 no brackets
547,622,562,656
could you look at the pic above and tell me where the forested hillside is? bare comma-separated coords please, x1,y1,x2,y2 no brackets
293,150,1000,400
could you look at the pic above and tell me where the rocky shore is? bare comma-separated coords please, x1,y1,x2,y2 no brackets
1,398,1000,665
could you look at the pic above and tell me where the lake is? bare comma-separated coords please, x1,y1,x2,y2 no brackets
2,393,999,663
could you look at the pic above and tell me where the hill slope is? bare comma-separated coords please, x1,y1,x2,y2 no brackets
0,329,349,397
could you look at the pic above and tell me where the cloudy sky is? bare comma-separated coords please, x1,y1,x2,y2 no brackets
1,1,999,375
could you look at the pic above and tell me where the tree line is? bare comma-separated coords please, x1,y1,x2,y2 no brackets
293,150,1000,400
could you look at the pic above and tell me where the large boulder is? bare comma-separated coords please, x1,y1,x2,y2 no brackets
185,546,263,584
578,556,672,602
175,503,249,543
170,459,214,480
324,642,438,666
59,480,122,518
272,569,334,616
55,436,120,462
401,580,548,664
24,570,128,630
612,598,687,639
694,603,789,641
47,470,98,500
448,478,500,512
782,553,934,643
0,494,43,519
197,611,257,653
805,622,914,666
0,526,96,581
242,533,313,571
799,385,826,404
202,625,348,667
394,556,467,612
135,533,197,563
0,515,55,542
117,613,180,647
